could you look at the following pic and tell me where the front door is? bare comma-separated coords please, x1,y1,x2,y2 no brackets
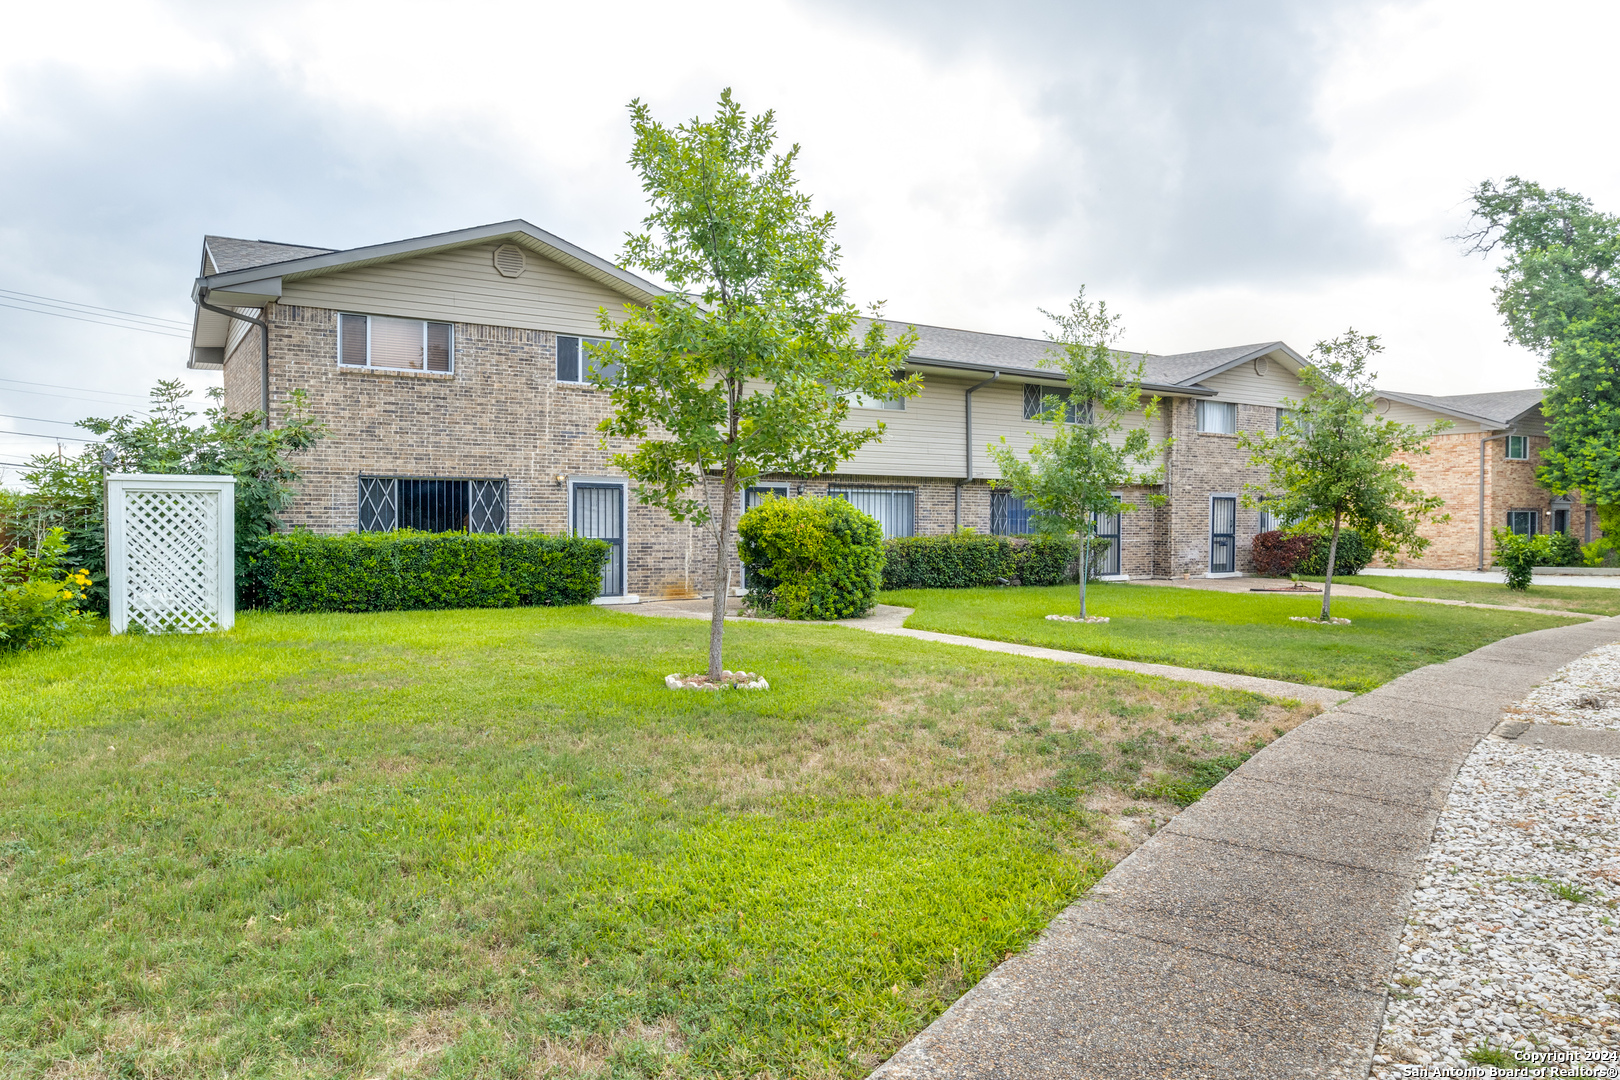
1092,509,1121,576
1210,497,1236,574
574,483,624,597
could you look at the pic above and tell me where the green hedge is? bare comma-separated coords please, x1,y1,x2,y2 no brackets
738,496,886,620
880,534,1080,590
251,530,610,613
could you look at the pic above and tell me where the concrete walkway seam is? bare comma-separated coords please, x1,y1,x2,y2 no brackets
867,615,1620,1080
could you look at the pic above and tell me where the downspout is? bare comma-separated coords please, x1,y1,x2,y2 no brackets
198,288,271,430
1478,431,1509,571
964,370,1001,481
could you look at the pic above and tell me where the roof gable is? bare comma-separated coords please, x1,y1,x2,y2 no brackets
1377,387,1545,428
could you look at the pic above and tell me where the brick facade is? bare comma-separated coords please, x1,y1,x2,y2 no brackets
230,301,1300,597
1397,431,1595,569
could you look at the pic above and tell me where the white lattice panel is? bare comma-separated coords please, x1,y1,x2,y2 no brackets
107,474,235,635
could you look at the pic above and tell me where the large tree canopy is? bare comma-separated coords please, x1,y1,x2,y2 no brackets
1462,178,1620,522
1238,332,1448,621
599,89,916,677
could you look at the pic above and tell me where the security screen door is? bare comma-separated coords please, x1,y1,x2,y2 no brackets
1210,497,1237,574
1092,509,1122,576
574,484,624,596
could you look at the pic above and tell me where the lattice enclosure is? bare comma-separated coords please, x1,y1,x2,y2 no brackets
107,475,235,635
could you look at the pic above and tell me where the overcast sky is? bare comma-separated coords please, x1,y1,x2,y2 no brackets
2,0,1617,476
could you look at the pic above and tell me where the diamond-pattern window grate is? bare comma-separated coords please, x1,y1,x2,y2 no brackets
358,477,398,532
117,488,223,633
470,480,508,534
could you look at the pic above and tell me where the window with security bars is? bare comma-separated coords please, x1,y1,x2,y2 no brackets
990,490,1034,535
338,314,453,372
1023,384,1089,423
830,488,915,539
357,477,507,534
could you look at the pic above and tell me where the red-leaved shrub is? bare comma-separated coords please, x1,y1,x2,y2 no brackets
1252,530,1317,576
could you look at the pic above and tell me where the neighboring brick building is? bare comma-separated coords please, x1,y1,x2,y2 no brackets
1375,389,1595,570
186,220,1327,600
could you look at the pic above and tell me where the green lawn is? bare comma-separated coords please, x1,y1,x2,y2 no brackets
1313,573,1620,617
0,608,1309,1079
879,583,1574,692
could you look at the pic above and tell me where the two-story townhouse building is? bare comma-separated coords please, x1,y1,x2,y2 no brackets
187,220,1320,601
1370,389,1598,569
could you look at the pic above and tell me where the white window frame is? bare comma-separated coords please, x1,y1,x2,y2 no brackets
1196,400,1238,434
337,313,454,373
1505,435,1528,460
847,372,911,411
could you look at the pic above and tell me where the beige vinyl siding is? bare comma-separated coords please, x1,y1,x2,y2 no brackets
278,241,636,336
966,382,1168,481
1376,399,1486,433
836,373,969,478
1196,361,1311,408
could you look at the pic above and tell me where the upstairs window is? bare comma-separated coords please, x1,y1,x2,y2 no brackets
848,372,911,410
1196,400,1237,434
339,314,452,372
1022,384,1088,423
1505,435,1528,460
557,335,622,385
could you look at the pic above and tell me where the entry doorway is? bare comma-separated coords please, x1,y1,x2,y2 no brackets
572,482,625,597
1210,496,1237,574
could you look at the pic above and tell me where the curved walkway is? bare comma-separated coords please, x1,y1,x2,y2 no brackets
630,600,1353,707
868,616,1620,1080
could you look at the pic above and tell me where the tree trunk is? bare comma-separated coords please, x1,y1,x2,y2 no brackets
1078,524,1089,618
1320,511,1342,621
709,462,737,678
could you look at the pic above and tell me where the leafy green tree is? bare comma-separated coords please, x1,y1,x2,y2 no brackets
1461,177,1620,530
1238,331,1449,621
986,290,1168,619
597,90,918,678
3,380,326,611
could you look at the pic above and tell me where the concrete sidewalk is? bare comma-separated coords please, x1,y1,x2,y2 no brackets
631,599,1353,707
868,616,1620,1080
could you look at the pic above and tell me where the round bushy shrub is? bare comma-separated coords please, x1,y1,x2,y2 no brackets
1251,530,1317,576
738,495,885,620
1296,530,1373,576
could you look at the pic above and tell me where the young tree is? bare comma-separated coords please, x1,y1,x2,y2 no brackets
986,290,1167,619
1461,178,1620,534
1237,331,1449,621
597,90,917,678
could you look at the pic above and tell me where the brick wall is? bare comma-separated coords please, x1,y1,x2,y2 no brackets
1396,431,1593,569
1163,398,1274,576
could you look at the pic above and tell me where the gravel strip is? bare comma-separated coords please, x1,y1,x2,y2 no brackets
1515,642,1620,731
1372,649,1620,1076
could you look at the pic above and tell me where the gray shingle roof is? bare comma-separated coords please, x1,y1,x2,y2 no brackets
204,235,336,274
1381,387,1544,426
871,318,1284,388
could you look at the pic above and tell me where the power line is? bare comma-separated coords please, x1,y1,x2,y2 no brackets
0,299,189,338
0,287,190,328
0,412,94,427
0,376,151,400
0,430,94,443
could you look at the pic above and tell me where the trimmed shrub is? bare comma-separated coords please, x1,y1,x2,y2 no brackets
1492,528,1539,591
253,530,609,613
1584,537,1620,567
1543,531,1584,568
1297,530,1374,576
1,528,92,653
738,496,885,620
879,534,1081,590
1250,531,1316,576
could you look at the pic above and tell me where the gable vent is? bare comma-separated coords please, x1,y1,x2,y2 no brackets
493,244,527,278
1253,356,1270,376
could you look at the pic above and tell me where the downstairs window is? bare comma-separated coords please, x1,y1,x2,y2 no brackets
358,476,508,534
